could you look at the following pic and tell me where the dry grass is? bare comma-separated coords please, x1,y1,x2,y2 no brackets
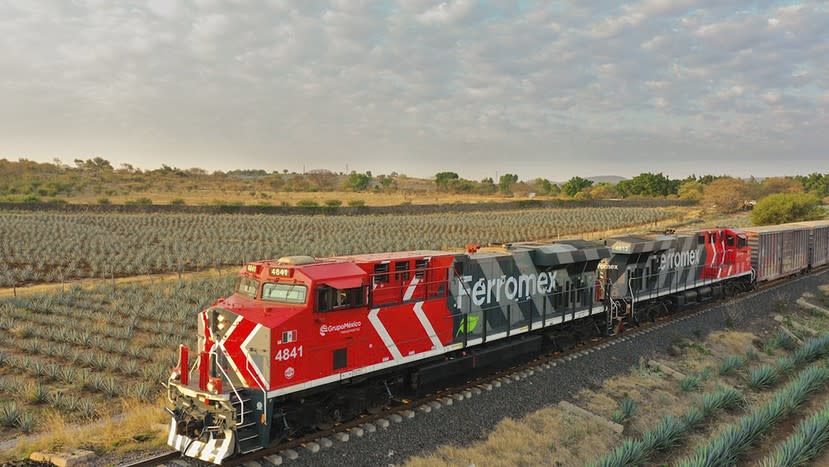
404,408,618,467
3,397,169,462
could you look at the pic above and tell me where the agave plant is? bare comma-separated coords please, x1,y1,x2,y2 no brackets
679,365,829,467
775,355,797,375
793,334,829,365
0,402,20,428
699,386,745,416
612,396,637,424
0,376,20,394
130,382,155,402
14,410,37,433
75,398,97,419
761,401,829,467
718,355,745,376
749,365,778,390
25,383,49,404
595,438,648,467
680,375,703,392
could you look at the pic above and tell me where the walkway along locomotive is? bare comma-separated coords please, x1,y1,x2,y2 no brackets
165,221,829,463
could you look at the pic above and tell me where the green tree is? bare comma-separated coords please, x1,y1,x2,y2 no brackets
434,172,459,191
531,178,553,195
548,183,561,196
616,172,679,197
498,173,518,194
346,172,371,191
378,176,394,189
751,193,823,225
562,176,593,197
794,173,829,197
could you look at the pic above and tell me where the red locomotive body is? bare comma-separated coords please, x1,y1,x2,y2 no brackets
167,252,458,461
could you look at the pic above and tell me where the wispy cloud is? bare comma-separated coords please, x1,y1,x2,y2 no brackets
0,0,826,179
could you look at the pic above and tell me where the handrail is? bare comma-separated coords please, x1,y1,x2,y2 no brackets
245,358,268,424
187,357,199,383
210,343,244,425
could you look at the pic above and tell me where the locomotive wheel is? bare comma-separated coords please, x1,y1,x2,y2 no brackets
366,389,390,415
314,397,353,430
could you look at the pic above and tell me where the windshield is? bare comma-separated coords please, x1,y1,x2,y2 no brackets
235,277,258,298
262,282,308,304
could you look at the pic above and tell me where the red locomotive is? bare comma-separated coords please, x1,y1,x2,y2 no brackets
166,221,828,463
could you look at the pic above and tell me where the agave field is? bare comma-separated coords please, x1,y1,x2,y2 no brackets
0,276,234,436
591,331,829,467
0,208,675,285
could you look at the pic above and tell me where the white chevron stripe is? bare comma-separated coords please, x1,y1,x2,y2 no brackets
413,301,443,350
216,315,247,385
241,323,268,387
403,276,420,301
368,307,403,360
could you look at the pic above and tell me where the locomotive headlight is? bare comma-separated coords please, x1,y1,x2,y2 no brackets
216,314,227,331
206,380,215,393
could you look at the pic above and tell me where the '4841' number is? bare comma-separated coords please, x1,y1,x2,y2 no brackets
275,345,303,361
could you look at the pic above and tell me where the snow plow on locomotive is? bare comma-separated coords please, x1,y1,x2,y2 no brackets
165,222,826,463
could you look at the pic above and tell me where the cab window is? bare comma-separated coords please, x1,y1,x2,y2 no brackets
737,236,747,248
235,277,258,298
262,283,307,304
316,286,367,312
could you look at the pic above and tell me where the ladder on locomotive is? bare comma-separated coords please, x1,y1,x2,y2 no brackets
232,392,261,454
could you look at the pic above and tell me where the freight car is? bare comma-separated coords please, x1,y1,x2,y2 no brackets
742,224,810,282
165,222,824,463
791,220,829,269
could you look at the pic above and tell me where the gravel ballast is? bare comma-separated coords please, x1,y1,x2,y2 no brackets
270,270,829,467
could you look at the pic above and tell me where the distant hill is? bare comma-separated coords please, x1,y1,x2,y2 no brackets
587,175,626,185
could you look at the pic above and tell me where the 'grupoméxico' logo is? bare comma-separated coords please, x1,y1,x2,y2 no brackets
319,321,362,336
456,271,558,309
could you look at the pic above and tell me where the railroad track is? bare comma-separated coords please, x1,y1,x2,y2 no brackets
127,268,828,467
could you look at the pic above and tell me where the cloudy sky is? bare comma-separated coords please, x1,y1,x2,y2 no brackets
1,1,827,180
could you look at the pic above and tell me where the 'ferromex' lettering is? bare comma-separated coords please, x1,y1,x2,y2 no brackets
658,250,699,271
456,271,557,309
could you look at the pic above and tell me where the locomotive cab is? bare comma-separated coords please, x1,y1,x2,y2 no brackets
166,257,318,462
